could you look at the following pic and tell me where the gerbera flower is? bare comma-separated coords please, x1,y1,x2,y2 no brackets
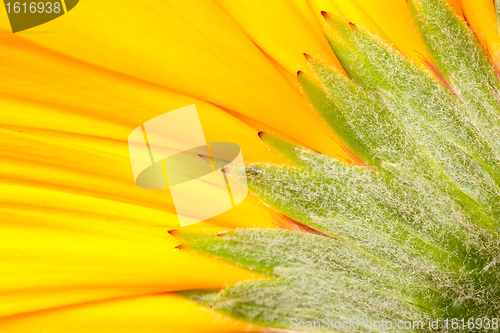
1,0,499,332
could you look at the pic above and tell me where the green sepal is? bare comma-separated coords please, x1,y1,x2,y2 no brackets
298,71,377,168
243,163,488,272
319,13,500,230
257,131,319,167
304,56,434,175
321,12,383,90
182,230,443,328
175,290,220,309
496,0,500,37
407,0,500,156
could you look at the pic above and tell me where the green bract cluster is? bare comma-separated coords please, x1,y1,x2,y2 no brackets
176,0,500,331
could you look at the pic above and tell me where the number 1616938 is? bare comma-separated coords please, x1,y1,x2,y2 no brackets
443,318,498,330
5,2,61,14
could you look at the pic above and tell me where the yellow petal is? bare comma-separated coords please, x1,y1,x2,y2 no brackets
0,127,274,229
460,0,500,67
330,0,392,45
0,34,292,229
0,287,168,321
0,37,287,164
214,0,344,75
0,127,274,316
348,0,431,65
306,0,430,66
444,0,464,17
0,294,265,333
307,0,342,24
261,49,303,94
0,0,345,158
0,206,265,316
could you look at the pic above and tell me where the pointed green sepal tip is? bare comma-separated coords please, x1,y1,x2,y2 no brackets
168,228,222,243
175,290,221,309
258,131,320,167
298,69,380,168
320,11,355,39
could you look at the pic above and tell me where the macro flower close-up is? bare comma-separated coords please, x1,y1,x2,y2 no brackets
1,0,500,332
